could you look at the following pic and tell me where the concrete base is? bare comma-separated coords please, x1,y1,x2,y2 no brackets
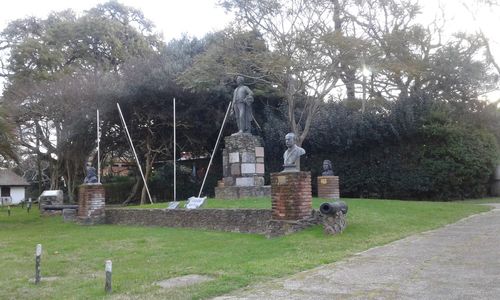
78,184,105,225
215,185,271,199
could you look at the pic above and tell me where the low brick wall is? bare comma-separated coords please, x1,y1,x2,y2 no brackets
105,208,272,234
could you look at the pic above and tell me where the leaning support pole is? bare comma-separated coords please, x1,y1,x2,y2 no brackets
116,103,154,204
197,101,233,198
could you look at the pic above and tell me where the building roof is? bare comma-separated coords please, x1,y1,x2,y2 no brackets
0,169,29,186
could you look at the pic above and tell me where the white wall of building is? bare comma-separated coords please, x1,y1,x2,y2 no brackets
11,187,25,204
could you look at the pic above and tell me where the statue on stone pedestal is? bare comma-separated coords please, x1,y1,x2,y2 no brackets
282,132,305,172
232,76,254,135
322,160,334,176
84,162,98,184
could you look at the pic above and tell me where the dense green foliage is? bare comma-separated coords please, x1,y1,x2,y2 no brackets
0,199,489,299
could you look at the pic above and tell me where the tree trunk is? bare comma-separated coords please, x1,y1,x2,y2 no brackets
140,140,152,205
122,174,141,206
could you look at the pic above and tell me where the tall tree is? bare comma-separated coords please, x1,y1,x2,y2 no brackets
1,1,160,200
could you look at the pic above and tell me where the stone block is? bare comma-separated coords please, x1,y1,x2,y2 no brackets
254,176,265,186
242,151,256,163
215,185,271,199
236,177,255,187
229,152,240,163
223,177,235,186
231,164,241,176
222,149,229,177
241,163,256,175
255,147,264,157
256,163,265,174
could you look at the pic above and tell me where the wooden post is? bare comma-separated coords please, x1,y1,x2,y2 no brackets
7,206,10,216
105,260,112,293
27,199,32,213
35,244,42,284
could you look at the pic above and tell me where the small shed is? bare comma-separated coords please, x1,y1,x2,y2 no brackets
0,168,29,205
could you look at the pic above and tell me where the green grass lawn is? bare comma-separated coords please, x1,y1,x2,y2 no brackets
0,198,490,299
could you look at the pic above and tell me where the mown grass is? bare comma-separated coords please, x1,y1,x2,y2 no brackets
0,198,489,299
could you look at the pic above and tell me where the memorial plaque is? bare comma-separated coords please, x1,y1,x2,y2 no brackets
277,176,287,185
186,197,206,209
320,178,328,184
167,201,180,209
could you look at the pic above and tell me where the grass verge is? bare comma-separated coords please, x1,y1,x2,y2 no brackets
0,198,489,299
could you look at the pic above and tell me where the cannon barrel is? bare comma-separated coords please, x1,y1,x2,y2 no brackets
319,201,348,215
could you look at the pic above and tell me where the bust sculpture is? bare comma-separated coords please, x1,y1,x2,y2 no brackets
232,76,254,135
282,132,305,172
322,160,334,176
84,162,98,184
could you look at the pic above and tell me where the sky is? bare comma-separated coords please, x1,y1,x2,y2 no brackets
0,0,499,100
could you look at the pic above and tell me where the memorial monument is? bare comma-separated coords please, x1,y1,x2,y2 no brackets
215,76,271,199
317,159,340,199
270,133,311,220
78,162,105,224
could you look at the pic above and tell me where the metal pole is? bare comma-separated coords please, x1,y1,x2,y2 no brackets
173,98,176,203
116,103,154,204
197,101,233,198
97,109,101,184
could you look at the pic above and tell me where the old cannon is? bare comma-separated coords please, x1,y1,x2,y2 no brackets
319,201,348,215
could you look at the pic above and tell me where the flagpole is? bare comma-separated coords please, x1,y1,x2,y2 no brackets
173,98,176,203
97,109,101,184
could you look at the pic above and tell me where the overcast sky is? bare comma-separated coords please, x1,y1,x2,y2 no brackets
0,0,233,41
0,0,499,100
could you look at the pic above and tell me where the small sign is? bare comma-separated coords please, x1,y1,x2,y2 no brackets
167,201,180,209
320,179,328,185
186,197,206,209
277,176,287,185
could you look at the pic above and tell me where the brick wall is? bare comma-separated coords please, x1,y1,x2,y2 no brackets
271,171,312,220
317,176,340,199
105,208,272,234
78,184,105,222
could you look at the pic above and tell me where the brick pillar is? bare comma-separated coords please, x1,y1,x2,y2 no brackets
271,172,312,220
317,176,340,199
78,184,105,225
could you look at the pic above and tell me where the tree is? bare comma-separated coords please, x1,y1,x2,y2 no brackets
1,1,160,200
0,106,18,163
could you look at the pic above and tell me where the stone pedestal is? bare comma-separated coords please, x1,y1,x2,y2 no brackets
270,171,312,220
321,211,347,235
78,184,105,225
317,176,340,199
215,134,271,199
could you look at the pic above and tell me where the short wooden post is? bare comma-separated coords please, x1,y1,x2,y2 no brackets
35,244,42,284
105,260,112,293
27,199,32,213
7,206,11,216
